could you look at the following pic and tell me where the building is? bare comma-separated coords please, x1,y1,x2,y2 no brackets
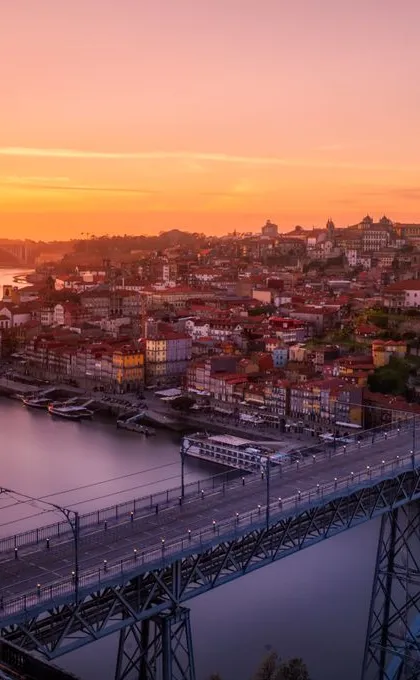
143,287,214,311
371,340,407,368
290,379,363,427
383,280,420,310
261,220,279,237
112,345,144,393
145,332,192,385
80,290,111,318
272,346,289,367
265,380,290,424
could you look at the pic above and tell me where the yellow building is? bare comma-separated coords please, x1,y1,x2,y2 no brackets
112,347,144,393
2,286,20,304
372,340,407,368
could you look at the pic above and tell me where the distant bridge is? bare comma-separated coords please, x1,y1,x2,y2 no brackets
0,420,419,679
0,242,35,267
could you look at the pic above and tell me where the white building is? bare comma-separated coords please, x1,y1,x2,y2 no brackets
185,319,211,339
53,304,65,326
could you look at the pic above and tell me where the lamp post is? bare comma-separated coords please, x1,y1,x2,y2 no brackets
265,456,271,530
0,487,80,603
180,437,193,499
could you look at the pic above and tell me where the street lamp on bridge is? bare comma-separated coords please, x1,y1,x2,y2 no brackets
0,487,80,603
180,437,195,499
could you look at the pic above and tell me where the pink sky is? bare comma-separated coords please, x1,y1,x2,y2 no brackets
1,0,420,239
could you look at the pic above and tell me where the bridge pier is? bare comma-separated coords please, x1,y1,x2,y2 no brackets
115,607,195,680
362,502,420,680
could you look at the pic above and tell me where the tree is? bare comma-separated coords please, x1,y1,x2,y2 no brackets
367,357,411,396
254,654,309,680
253,652,278,680
277,658,310,680
208,653,310,680
170,395,195,412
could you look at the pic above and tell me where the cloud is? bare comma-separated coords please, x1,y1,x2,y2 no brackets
27,184,157,195
1,146,419,175
1,175,70,184
0,145,390,171
0,146,291,165
359,186,420,201
0,176,157,195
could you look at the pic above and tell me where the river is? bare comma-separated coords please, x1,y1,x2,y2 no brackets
0,269,379,680
0,268,33,290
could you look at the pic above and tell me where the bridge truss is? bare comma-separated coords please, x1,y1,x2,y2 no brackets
363,502,420,680
2,460,420,679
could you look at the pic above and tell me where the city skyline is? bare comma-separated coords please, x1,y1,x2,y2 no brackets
1,0,420,239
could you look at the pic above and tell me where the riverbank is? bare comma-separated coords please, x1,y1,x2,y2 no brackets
12,271,32,285
0,394,378,680
0,376,309,446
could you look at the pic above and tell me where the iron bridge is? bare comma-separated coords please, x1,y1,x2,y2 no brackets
0,420,419,679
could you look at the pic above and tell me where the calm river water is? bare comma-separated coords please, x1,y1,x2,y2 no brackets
0,269,379,680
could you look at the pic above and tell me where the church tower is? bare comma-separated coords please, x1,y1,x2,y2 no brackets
326,218,335,242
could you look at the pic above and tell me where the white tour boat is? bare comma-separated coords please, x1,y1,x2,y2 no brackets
181,433,289,471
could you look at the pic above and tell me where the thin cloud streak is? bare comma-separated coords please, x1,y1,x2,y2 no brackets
0,146,417,173
1,181,158,195
1,175,70,183
0,146,289,164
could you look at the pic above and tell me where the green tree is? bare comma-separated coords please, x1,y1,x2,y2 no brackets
367,357,411,395
171,395,195,412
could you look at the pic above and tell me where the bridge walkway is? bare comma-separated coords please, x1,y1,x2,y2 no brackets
0,428,414,605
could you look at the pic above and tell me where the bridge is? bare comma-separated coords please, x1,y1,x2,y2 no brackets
0,242,35,267
0,418,420,680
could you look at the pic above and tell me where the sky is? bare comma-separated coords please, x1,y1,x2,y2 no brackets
1,0,420,240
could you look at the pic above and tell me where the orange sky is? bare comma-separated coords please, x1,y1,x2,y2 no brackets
1,1,420,239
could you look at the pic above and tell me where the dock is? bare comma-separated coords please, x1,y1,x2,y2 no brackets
116,413,156,436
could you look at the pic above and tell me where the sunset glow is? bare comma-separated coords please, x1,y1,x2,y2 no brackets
2,0,420,238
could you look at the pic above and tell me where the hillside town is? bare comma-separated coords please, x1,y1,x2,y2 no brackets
2,215,420,432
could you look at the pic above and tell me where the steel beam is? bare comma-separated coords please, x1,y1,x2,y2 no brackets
114,608,195,680
362,502,420,680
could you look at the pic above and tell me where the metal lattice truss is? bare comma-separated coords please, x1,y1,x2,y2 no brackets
115,607,195,680
363,503,420,680
3,469,420,662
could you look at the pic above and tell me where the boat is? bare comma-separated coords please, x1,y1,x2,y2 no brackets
180,433,285,472
22,396,51,410
48,404,94,421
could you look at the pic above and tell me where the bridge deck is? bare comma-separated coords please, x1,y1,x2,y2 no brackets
0,427,414,610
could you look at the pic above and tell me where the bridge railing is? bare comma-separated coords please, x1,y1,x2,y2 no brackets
0,417,416,556
1,445,419,619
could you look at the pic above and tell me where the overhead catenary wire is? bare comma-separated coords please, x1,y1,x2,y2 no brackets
0,467,200,530
0,459,183,513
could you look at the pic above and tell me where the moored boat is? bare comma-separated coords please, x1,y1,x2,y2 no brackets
181,432,292,471
22,397,51,410
48,404,93,420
